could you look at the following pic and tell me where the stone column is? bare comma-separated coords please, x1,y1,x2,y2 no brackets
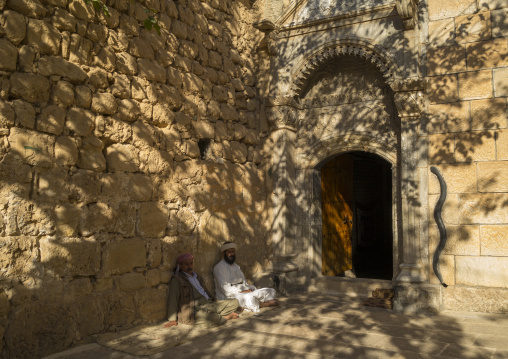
392,79,425,284
265,97,300,277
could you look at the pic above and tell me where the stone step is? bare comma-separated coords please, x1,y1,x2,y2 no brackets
309,276,393,298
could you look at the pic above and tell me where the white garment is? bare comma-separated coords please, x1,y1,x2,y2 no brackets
184,271,210,300
213,259,276,312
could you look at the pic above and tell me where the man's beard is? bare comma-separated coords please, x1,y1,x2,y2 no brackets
225,254,236,264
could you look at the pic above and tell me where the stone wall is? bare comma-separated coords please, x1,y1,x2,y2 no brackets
0,0,270,357
424,0,508,312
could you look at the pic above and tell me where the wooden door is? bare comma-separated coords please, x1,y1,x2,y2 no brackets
321,155,354,276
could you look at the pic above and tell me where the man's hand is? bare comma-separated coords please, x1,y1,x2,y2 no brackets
240,289,252,293
164,321,178,328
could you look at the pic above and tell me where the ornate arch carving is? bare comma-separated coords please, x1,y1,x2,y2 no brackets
289,41,401,98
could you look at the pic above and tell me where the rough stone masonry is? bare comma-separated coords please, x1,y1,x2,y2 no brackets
0,0,273,357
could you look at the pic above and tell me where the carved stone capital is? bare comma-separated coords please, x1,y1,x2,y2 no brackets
392,78,426,118
265,96,301,130
396,0,420,30
254,19,278,56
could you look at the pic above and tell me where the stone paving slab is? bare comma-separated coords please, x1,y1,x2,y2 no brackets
45,293,508,359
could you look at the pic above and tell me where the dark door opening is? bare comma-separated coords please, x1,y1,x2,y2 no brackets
321,151,393,280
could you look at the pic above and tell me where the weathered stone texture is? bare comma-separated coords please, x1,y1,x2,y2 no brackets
37,105,66,135
429,224,480,256
26,19,61,55
0,10,27,45
466,38,508,70
443,286,508,313
8,127,55,167
454,131,496,162
138,202,168,237
76,136,106,172
428,163,477,194
427,0,477,21
10,72,50,103
102,238,146,275
458,70,493,100
471,98,507,130
478,161,508,192
459,193,508,224
498,129,508,160
481,225,508,256
456,256,508,288
427,45,466,75
40,236,100,277
493,67,508,98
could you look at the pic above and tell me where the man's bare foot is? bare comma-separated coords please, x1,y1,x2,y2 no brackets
260,300,279,308
164,321,178,328
225,312,239,320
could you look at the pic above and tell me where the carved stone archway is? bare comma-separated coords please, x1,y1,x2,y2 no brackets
266,40,428,296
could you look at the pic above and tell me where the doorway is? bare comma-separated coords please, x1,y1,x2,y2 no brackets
321,151,393,280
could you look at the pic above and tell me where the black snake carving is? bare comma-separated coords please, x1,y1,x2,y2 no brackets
430,166,448,288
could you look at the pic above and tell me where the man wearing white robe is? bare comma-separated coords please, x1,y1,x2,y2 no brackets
214,242,278,313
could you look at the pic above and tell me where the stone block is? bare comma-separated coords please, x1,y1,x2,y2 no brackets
77,136,106,172
138,58,166,82
70,169,101,203
38,56,88,84
467,38,508,70
148,238,162,268
3,302,74,358
428,102,471,134
94,277,113,292
138,202,168,237
50,81,74,108
471,98,507,130
113,201,136,237
427,45,466,75
105,143,139,172
427,0,476,21
152,103,174,127
119,272,146,291
102,237,146,275
6,0,46,18
458,70,492,100
10,72,50,103
74,85,92,108
26,19,61,56
498,129,508,160
442,285,508,313
95,115,132,143
79,202,115,236
51,8,77,32
429,224,480,256
37,105,66,135
12,99,35,129
478,161,508,192
117,99,141,122
492,8,508,38
0,38,17,72
91,93,117,115
88,68,109,89
454,131,495,162
480,225,508,256
0,10,27,45
76,298,104,338
66,107,95,136
455,12,491,43
428,133,455,164
456,256,508,288
128,173,153,201
493,67,508,98
116,52,138,75
146,269,160,286
0,236,38,278
459,193,508,224
182,72,204,94
8,127,55,167
136,287,167,322
55,136,78,166
428,163,477,194
0,100,14,129
427,74,458,104
40,236,100,277
428,18,455,48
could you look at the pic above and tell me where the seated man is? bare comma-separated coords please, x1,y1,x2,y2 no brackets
213,242,279,313
165,253,240,328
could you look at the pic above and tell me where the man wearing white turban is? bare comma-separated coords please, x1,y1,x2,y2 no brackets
213,242,279,313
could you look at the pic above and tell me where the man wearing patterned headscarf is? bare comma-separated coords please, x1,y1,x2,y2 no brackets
214,242,279,313
165,253,240,328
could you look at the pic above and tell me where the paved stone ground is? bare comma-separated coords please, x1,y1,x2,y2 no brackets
46,293,508,359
